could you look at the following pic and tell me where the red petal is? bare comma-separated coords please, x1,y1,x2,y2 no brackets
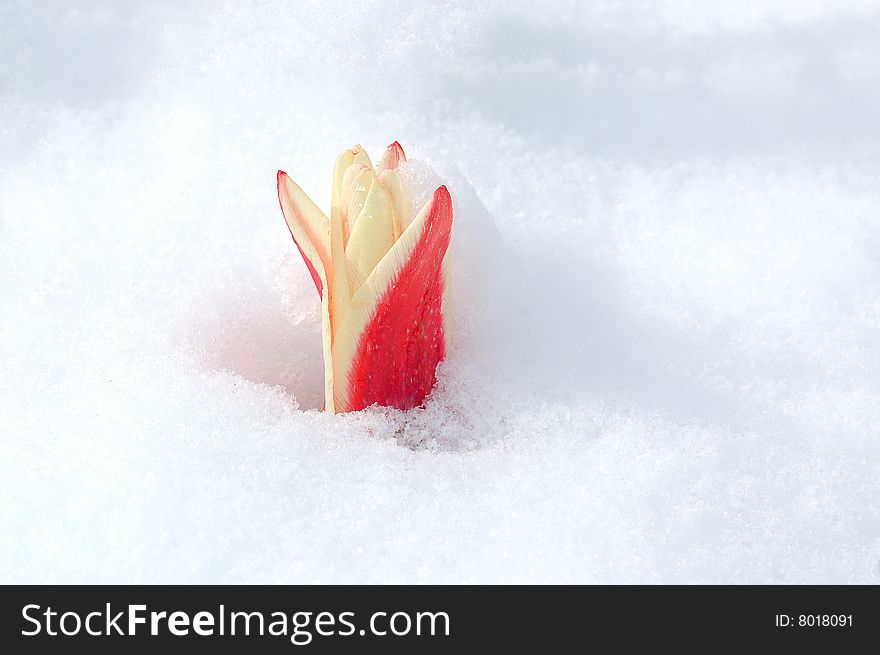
346,186,453,411
378,141,407,172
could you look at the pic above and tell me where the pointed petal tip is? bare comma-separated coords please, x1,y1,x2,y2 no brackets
433,184,452,210
379,141,407,171
276,170,286,205
389,141,406,158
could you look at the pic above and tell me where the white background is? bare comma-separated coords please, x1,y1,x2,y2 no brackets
2,0,879,582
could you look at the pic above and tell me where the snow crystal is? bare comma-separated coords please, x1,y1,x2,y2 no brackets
2,0,879,583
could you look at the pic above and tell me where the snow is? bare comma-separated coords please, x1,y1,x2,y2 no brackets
2,0,879,583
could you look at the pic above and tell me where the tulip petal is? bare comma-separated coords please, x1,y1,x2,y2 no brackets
332,144,374,248
277,170,336,412
277,170,330,297
345,178,396,293
332,185,453,411
378,141,406,172
341,165,374,243
330,148,372,341
377,169,410,238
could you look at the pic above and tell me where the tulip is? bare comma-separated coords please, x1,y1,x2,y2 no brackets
277,142,453,413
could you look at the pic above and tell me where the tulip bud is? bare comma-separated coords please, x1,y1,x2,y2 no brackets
277,142,453,412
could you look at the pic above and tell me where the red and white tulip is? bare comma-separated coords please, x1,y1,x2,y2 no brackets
277,142,453,413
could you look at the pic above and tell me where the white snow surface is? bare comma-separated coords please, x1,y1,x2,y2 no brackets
2,0,880,583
